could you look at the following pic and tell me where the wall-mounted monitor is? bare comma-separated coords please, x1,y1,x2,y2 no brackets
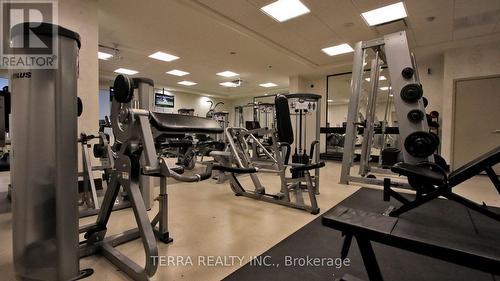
155,93,174,108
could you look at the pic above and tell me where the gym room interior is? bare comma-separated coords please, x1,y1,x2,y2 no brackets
0,0,499,280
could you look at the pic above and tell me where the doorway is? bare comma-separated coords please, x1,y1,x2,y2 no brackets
452,75,500,172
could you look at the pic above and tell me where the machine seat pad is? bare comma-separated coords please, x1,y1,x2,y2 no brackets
448,146,500,187
150,112,223,134
289,161,326,173
391,162,445,185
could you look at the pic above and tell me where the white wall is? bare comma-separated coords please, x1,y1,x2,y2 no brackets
417,54,444,115
59,0,99,135
441,40,500,164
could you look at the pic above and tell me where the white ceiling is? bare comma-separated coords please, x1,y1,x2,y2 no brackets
98,0,500,98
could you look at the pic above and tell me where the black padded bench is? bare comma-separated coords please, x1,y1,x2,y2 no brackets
385,146,500,221
150,112,223,134
322,191,500,281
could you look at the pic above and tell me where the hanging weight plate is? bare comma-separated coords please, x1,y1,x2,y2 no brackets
404,131,438,158
400,83,423,103
407,109,424,122
401,67,414,79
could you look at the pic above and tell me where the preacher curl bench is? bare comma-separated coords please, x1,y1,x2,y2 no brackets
80,75,254,281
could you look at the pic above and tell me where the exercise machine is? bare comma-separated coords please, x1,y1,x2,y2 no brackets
221,94,325,214
77,131,130,218
10,22,92,280
80,75,254,281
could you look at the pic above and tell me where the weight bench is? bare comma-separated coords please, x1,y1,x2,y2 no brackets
322,203,500,281
384,146,500,222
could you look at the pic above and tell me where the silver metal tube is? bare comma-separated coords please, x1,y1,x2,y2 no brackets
340,42,366,184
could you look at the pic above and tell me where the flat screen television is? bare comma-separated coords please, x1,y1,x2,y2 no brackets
155,93,174,108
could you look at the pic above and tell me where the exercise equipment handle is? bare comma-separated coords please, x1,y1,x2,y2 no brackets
168,165,213,182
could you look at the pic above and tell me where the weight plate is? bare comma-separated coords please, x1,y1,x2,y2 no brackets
404,131,438,158
77,97,83,117
113,74,134,103
407,109,424,122
400,83,423,103
401,67,414,79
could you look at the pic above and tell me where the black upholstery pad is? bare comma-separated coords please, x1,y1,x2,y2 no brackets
449,146,500,187
149,113,223,134
391,162,445,185
275,95,294,144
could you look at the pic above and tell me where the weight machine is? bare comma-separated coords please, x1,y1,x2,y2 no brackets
340,31,437,188
77,131,131,218
80,75,254,281
221,94,325,214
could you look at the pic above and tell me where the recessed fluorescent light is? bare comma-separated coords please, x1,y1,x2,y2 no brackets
361,2,407,26
322,43,354,56
260,0,310,22
216,71,239,78
166,69,189,76
114,68,138,75
219,81,240,88
178,81,197,86
365,76,387,82
148,51,179,62
380,86,390,91
328,99,333,102
259,82,278,88
389,94,394,97
98,51,113,60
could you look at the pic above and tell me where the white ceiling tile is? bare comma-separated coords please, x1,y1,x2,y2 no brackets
454,0,500,19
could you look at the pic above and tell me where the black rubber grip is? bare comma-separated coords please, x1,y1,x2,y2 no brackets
289,161,326,173
212,165,256,174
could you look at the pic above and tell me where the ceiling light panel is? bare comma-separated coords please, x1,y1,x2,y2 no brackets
149,51,179,62
361,2,407,26
114,68,138,75
219,81,240,87
259,82,278,88
98,51,113,60
166,69,190,76
178,81,197,86
216,71,239,78
260,0,310,22
322,43,354,56
365,76,387,82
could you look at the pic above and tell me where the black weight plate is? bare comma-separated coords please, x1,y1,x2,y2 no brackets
113,74,134,103
93,144,105,158
401,67,414,79
407,109,424,122
400,83,423,102
77,97,83,117
404,131,438,158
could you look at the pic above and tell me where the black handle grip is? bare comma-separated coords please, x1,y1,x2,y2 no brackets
213,165,256,174
309,140,319,158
